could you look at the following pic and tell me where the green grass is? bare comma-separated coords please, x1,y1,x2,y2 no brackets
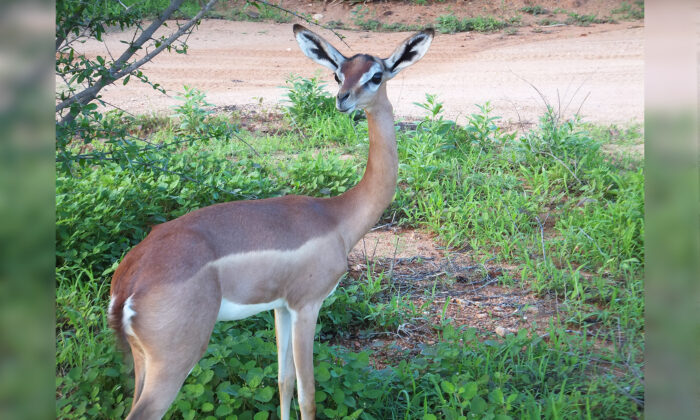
520,5,549,16
565,12,612,26
350,6,423,32
212,1,293,24
611,1,645,20
537,17,562,26
435,14,509,34
56,79,644,418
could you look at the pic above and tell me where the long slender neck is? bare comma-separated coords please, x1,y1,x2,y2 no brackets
330,84,398,252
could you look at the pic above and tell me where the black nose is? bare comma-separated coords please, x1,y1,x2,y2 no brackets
338,91,350,102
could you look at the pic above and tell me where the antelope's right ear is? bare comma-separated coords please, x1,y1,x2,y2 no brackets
383,28,434,79
293,24,346,72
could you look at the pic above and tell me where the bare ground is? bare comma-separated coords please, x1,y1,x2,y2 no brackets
344,227,564,366
74,18,643,126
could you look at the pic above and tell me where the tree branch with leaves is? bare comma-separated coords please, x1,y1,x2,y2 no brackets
55,0,219,125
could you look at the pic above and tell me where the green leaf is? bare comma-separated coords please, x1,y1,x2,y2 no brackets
254,412,269,420
316,364,331,382
182,409,196,420
245,368,264,388
199,369,214,384
441,380,456,394
489,388,504,405
333,388,346,405
215,405,233,416
470,396,487,414
254,386,275,403
315,390,327,403
104,367,119,377
344,408,364,419
201,402,214,412
184,383,204,397
462,382,478,400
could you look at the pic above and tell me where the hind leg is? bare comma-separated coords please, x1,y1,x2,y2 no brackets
123,270,221,419
129,340,146,407
125,350,207,420
124,309,217,420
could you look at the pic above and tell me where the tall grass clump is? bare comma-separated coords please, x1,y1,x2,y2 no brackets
282,75,364,146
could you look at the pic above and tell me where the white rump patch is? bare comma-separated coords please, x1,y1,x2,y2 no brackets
122,295,137,336
108,296,115,314
217,298,286,321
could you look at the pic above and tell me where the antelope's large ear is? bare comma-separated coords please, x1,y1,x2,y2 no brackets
293,24,346,72
383,28,434,79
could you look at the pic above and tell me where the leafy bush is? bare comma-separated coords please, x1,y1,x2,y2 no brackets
56,143,278,277
283,75,336,123
172,86,215,133
281,152,359,197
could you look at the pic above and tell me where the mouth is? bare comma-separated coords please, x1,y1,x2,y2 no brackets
337,105,355,114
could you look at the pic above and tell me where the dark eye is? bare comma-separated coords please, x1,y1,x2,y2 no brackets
371,72,382,84
334,74,340,84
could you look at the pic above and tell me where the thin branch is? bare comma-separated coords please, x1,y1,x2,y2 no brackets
563,69,597,117
535,215,547,261
578,228,606,259
96,98,137,117
471,276,500,292
248,0,351,49
509,69,552,110
574,91,591,117
230,131,262,159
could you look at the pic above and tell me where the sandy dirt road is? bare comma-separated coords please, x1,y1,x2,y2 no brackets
76,20,643,125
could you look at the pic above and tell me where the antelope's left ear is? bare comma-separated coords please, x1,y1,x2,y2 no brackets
293,24,347,72
383,28,434,79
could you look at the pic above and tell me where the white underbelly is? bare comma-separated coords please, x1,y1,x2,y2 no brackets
216,298,286,321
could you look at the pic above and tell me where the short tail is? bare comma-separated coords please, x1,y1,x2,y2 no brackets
108,296,130,353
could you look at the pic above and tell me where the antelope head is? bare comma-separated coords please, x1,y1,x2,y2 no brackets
293,24,434,114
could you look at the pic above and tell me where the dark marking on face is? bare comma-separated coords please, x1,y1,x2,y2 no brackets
302,33,337,69
390,34,426,72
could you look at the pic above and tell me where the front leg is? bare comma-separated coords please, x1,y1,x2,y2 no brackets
275,307,295,420
291,302,322,420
